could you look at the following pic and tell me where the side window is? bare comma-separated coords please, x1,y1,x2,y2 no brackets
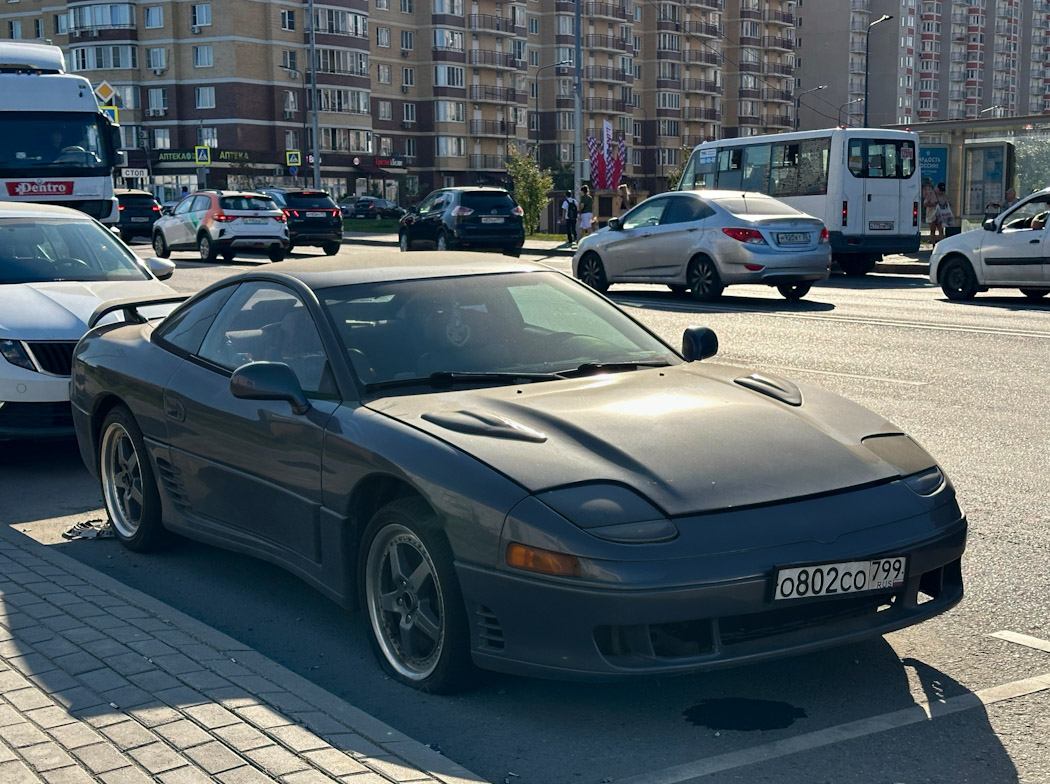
154,284,238,355
715,148,743,190
621,198,667,229
191,195,212,212
417,192,440,214
174,197,194,215
661,196,711,225
770,143,801,197
742,144,771,192
197,283,334,396
848,138,912,180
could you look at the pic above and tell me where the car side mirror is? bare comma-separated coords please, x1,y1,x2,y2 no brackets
608,217,621,231
146,257,175,280
681,326,718,362
161,206,173,216
230,362,310,415
982,218,996,231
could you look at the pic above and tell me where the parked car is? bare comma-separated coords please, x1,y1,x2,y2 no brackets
152,190,289,263
350,196,406,220
114,189,162,242
337,195,360,218
0,201,177,439
258,188,343,255
930,186,1050,301
573,190,831,301
399,187,525,256
71,253,965,693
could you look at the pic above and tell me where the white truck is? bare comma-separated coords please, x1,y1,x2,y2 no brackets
0,41,124,223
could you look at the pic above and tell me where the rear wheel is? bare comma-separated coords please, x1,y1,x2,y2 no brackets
577,252,609,293
399,233,413,252
1020,288,1049,300
268,247,286,263
436,231,453,251
152,232,171,259
688,256,724,301
99,406,166,553
198,233,217,262
837,255,876,277
940,257,979,301
503,246,522,258
777,282,812,301
322,241,341,256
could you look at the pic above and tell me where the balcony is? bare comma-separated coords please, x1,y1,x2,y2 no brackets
469,84,527,103
584,65,630,83
683,77,720,93
738,114,762,125
761,113,792,127
685,49,724,65
469,119,516,136
948,109,967,119
950,13,967,24
470,154,506,169
850,0,870,10
584,33,630,51
762,35,794,51
994,43,1015,55
850,19,869,32
584,2,629,19
949,90,966,100
762,88,792,102
583,96,628,112
467,14,516,35
468,49,519,69
849,61,866,74
764,9,795,25
949,71,966,82
683,21,722,37
763,61,794,76
682,0,724,9
950,51,967,62
850,40,867,54
685,106,721,121
739,87,760,99
739,60,762,73
739,6,762,20
682,135,714,147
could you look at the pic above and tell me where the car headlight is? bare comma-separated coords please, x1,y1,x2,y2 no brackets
861,434,944,495
0,339,35,371
536,483,678,543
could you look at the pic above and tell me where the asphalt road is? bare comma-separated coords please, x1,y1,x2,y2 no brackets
3,244,1049,784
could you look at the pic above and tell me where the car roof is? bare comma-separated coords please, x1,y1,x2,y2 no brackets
115,189,156,198
216,253,548,291
676,190,785,200
267,188,331,196
0,200,95,220
437,187,510,193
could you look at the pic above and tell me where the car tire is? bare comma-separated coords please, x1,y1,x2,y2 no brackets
98,406,167,553
399,233,413,252
198,233,217,262
940,256,979,301
1020,288,1049,300
268,247,286,263
837,255,876,277
688,256,724,301
503,246,522,258
436,231,454,252
322,241,341,256
777,282,811,301
120,230,132,243
222,252,235,262
152,232,171,259
577,252,609,293
361,497,473,694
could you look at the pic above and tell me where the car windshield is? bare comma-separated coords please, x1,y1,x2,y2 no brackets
0,218,152,284
0,111,112,174
285,192,336,209
322,271,677,388
220,196,278,211
714,196,801,217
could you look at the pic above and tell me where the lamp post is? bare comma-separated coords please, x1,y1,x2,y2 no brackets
534,60,571,162
838,97,864,126
979,104,1004,118
863,13,893,127
307,0,321,189
794,84,826,131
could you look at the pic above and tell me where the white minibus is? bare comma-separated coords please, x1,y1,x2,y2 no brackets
678,128,920,276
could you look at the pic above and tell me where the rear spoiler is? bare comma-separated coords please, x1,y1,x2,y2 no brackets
88,295,189,329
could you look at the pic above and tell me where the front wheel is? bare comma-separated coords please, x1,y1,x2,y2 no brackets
399,233,413,252
322,241,341,256
1020,288,1049,300
361,498,473,693
777,282,811,301
577,252,609,293
688,256,724,301
198,233,217,262
152,232,171,259
99,407,166,552
940,257,978,301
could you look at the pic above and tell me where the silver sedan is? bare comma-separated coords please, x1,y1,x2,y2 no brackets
572,190,831,301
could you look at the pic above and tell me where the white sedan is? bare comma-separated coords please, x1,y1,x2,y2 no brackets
0,202,178,439
930,187,1050,301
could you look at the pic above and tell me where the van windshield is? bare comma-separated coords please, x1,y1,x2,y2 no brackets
0,111,111,175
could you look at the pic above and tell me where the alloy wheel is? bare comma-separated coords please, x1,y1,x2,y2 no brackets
100,422,144,540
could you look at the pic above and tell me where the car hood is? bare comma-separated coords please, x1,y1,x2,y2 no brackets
931,227,981,260
366,364,905,517
0,280,176,340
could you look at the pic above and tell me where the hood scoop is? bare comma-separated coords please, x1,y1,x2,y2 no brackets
421,410,547,442
734,373,803,406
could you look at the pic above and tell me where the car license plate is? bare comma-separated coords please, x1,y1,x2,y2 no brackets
482,216,505,224
774,557,907,600
306,211,326,217
869,221,894,231
244,218,267,224
777,232,808,244
131,217,148,222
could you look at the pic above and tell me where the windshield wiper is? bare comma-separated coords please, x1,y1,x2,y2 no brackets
366,370,562,392
558,360,671,378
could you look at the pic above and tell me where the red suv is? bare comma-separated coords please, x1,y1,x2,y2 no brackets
152,190,290,262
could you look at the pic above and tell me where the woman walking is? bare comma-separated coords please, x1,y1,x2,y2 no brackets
612,183,633,220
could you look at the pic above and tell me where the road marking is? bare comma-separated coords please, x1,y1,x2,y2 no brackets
990,630,1050,655
615,633,1050,784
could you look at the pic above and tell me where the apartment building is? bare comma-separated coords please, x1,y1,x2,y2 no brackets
1,1,802,200
795,0,1050,131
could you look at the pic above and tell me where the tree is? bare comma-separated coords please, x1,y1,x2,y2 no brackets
663,146,694,191
505,146,555,235
1013,138,1050,194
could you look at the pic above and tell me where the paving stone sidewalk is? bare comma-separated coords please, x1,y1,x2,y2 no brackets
0,524,484,784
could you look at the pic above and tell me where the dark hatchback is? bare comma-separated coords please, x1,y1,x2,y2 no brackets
261,189,343,255
115,189,162,242
399,187,525,256
350,197,406,220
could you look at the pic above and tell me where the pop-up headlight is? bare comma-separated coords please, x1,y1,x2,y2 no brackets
536,483,678,543
862,434,944,495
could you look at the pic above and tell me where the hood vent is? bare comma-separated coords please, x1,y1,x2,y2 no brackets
734,373,803,406
421,410,547,442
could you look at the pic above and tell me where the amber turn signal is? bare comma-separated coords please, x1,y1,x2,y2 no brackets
506,543,580,577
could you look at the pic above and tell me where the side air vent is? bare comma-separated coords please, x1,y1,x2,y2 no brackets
154,458,190,513
475,604,504,651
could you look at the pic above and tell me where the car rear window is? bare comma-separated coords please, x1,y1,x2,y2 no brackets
714,196,801,217
119,195,157,206
221,196,277,211
284,192,336,209
461,192,516,212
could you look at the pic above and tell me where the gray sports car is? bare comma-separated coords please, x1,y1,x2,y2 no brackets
70,254,966,693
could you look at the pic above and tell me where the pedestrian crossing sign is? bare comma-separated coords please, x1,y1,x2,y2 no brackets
194,146,211,165
286,150,302,167
100,106,118,124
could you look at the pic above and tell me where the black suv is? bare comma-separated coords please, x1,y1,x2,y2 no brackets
399,187,525,255
115,189,162,242
260,189,343,255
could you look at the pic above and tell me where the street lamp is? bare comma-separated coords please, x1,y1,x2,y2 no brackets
979,104,1005,117
794,84,826,131
863,13,893,127
533,60,571,162
838,97,864,126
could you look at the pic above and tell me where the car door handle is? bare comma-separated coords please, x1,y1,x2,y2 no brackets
687,227,699,232
1031,239,1040,244
164,395,185,422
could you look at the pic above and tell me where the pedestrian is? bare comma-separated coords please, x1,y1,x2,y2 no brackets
561,190,578,246
922,180,939,245
612,183,633,219
1001,187,1019,213
579,185,594,238
934,182,954,241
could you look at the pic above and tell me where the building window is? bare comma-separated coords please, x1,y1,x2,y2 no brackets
376,0,389,8
152,129,170,149
434,65,464,86
401,0,413,11
528,17,538,34
434,29,464,51
198,127,218,148
285,130,300,149
401,30,414,50
379,100,392,120
147,88,167,111
191,4,211,26
404,103,416,122
377,27,390,47
9,20,22,38
144,6,163,28
405,138,417,158
556,15,574,35
528,49,539,66
435,100,465,121
193,46,213,68
380,136,393,155
557,112,574,130
281,9,295,30
147,48,166,70
282,51,298,70
378,64,392,83
432,0,463,15
284,90,299,112
402,67,415,86
436,136,466,156
195,86,216,109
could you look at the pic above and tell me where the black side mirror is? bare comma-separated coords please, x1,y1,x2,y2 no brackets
682,326,718,362
982,218,997,231
230,362,310,415
608,217,621,231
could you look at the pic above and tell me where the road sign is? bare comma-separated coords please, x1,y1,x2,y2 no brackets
286,150,302,167
122,168,149,179
100,105,118,124
95,81,115,104
289,166,299,176
194,146,211,165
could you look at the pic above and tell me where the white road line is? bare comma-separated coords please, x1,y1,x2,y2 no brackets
989,630,1050,655
616,633,1050,784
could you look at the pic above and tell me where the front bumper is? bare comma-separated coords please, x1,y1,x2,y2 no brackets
0,401,75,439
